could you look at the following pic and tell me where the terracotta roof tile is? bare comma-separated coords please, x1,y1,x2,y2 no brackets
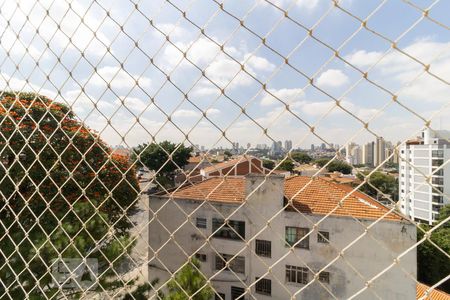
201,155,264,174
171,177,244,203
417,283,450,300
167,175,403,221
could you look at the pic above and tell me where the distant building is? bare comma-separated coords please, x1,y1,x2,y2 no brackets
149,175,416,300
345,143,360,165
311,144,315,151
375,137,386,167
321,143,326,150
363,142,374,166
399,128,450,224
284,140,293,152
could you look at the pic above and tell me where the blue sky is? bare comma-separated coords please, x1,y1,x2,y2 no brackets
0,0,449,150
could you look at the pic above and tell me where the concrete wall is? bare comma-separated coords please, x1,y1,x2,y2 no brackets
149,175,417,300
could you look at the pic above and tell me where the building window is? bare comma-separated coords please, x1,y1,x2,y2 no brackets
432,159,444,167
196,217,207,228
231,286,245,300
432,150,444,158
285,227,309,249
433,195,443,203
432,177,444,185
195,253,207,262
318,272,330,284
212,218,245,240
215,293,226,300
255,277,271,296
255,240,271,257
317,231,329,243
215,254,245,274
286,265,308,284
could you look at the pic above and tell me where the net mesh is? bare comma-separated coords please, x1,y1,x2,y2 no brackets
0,0,449,299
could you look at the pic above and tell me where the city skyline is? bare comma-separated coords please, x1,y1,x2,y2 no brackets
0,1,449,149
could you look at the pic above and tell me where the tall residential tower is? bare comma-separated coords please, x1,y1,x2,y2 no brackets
399,128,450,224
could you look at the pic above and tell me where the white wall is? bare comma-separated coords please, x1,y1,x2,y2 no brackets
149,175,416,300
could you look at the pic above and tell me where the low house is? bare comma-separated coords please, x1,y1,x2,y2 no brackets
149,174,416,299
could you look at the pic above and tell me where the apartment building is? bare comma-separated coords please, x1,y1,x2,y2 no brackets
149,174,416,299
399,128,450,224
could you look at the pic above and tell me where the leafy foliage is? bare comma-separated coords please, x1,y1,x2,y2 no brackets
165,258,213,300
133,141,192,187
357,171,398,201
262,159,275,170
277,159,294,172
290,152,312,164
417,205,450,293
0,92,140,298
314,158,353,174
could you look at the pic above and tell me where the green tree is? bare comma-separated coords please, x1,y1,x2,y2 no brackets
223,150,232,159
290,152,312,164
0,92,140,298
277,159,295,172
263,159,275,170
314,158,352,174
327,160,353,174
417,205,450,293
166,258,213,300
357,171,398,201
314,158,330,168
133,141,192,188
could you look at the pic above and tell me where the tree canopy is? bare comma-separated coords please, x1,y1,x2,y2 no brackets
133,141,192,187
357,171,398,201
314,158,353,174
0,92,140,298
165,258,213,300
262,159,275,170
290,152,312,164
417,205,450,293
277,159,295,172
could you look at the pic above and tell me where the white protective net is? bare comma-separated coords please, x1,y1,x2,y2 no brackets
0,0,449,299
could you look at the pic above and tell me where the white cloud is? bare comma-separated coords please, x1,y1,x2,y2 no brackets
89,66,151,90
205,108,221,116
0,73,56,98
262,0,320,10
172,109,200,118
316,69,350,88
63,89,114,114
345,50,383,69
347,39,450,103
260,88,304,106
244,54,276,72
114,96,151,112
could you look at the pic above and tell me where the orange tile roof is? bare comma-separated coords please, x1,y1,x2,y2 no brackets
417,283,450,300
171,177,244,203
188,156,204,164
167,176,403,221
284,176,402,221
201,155,263,174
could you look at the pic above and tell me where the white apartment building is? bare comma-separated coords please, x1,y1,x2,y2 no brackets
399,128,450,224
149,174,417,300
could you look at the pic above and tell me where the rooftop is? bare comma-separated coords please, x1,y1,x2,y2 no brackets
165,175,402,221
417,283,450,300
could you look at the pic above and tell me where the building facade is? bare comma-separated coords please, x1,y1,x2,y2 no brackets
149,175,417,299
399,128,450,224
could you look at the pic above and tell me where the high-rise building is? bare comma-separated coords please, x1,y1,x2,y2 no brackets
310,144,315,151
346,143,362,165
284,140,293,151
375,137,386,166
321,143,326,150
399,128,450,224
363,142,374,166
